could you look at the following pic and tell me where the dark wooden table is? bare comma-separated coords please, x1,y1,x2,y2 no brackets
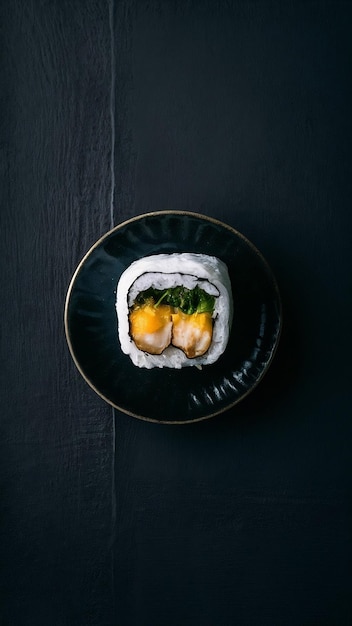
1,1,352,624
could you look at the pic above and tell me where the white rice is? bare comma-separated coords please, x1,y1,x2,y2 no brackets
116,253,233,369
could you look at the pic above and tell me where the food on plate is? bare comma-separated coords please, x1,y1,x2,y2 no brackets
116,253,233,369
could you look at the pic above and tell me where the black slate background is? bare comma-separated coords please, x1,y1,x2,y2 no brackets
1,1,352,625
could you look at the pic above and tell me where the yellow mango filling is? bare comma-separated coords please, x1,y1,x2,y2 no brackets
129,304,172,335
129,304,213,358
172,310,213,333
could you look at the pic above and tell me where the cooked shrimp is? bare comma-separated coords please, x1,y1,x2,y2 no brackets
171,310,213,358
129,304,172,355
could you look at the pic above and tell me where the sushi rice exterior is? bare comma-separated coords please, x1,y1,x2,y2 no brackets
116,253,233,369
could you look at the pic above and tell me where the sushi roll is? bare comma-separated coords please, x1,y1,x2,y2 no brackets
116,253,233,369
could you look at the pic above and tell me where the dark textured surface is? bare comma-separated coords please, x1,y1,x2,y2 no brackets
0,2,114,625
1,1,352,624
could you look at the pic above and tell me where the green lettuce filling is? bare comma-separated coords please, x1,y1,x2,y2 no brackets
134,285,215,315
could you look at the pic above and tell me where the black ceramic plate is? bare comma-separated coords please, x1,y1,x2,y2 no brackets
65,211,281,423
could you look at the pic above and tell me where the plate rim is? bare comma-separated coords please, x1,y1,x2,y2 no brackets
64,210,283,424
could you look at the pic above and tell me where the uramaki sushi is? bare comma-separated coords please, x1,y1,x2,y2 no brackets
116,253,233,369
